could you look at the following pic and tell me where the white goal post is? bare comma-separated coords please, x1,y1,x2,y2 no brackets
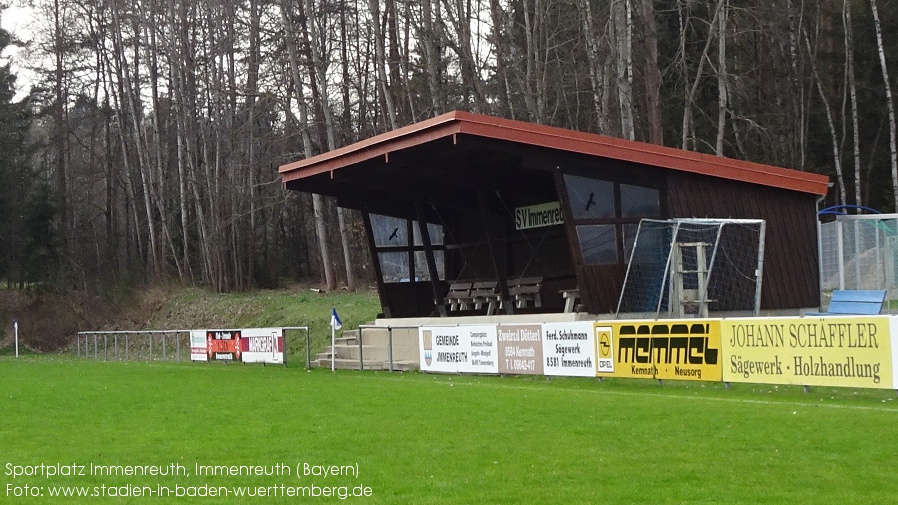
616,218,766,319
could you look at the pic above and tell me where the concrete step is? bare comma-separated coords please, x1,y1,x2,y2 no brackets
356,327,420,360
333,344,390,362
355,327,391,347
314,358,387,370
388,360,419,372
312,357,419,371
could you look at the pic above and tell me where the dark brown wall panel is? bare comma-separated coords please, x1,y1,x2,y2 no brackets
666,173,820,309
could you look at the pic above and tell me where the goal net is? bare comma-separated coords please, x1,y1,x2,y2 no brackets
616,219,766,318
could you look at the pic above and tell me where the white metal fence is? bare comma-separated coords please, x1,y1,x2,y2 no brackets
74,327,311,367
819,214,898,303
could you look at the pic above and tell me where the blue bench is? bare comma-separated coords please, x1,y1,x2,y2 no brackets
807,289,887,316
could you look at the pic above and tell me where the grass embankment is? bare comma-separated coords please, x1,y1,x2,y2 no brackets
142,286,381,361
1,359,897,504
1,286,381,360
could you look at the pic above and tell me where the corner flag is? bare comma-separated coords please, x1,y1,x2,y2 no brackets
330,308,342,372
331,308,342,330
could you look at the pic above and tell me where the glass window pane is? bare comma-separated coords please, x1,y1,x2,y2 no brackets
412,222,444,246
564,174,614,219
414,251,445,281
371,214,408,247
429,223,444,245
622,224,639,263
378,252,409,282
576,225,619,265
620,184,661,218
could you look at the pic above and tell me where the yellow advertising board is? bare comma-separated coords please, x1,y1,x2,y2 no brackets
721,316,893,389
595,320,722,382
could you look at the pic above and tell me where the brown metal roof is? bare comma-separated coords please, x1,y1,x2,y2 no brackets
279,110,830,196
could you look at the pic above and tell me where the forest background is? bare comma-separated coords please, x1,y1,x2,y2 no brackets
0,0,896,297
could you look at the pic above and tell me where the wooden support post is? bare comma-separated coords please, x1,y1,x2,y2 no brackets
416,203,447,317
362,210,392,318
477,191,514,314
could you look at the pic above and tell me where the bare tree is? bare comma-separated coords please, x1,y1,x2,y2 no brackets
640,0,662,144
869,0,898,210
612,0,634,140
843,0,863,207
805,29,847,205
715,0,728,156
282,0,337,291
369,0,399,129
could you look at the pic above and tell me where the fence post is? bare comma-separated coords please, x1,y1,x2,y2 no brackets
149,333,153,361
114,335,118,360
163,333,167,361
93,334,98,360
358,327,364,371
305,328,311,370
388,327,394,372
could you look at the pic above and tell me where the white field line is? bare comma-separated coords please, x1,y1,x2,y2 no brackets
90,361,898,413
353,373,898,413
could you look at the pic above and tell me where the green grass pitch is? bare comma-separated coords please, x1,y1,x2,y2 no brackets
2,357,898,503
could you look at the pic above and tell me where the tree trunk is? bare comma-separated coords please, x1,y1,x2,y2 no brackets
804,30,847,205
869,0,898,211
681,0,723,150
368,0,399,129
578,0,606,134
843,0,863,208
422,0,443,115
715,0,729,156
612,0,634,140
640,0,663,145
281,0,336,290
302,0,354,291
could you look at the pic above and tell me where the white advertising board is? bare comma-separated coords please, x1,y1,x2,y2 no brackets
420,325,498,374
190,330,208,362
239,327,285,364
542,321,597,376
190,327,285,364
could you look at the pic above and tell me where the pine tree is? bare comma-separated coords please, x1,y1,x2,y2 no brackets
0,12,54,287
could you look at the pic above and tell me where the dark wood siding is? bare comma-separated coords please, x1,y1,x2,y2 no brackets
667,173,820,309
565,169,821,314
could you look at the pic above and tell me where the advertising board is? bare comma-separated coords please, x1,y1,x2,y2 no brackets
190,328,285,365
419,325,498,374
721,316,893,389
238,327,285,364
541,322,596,376
595,320,722,381
497,324,543,375
190,330,208,362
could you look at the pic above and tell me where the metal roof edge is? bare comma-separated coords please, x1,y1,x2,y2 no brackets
278,112,464,176
279,110,830,196
451,111,830,196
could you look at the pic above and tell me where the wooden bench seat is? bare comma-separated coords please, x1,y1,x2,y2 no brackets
508,277,543,308
470,281,501,314
561,288,580,313
446,281,473,311
446,277,544,314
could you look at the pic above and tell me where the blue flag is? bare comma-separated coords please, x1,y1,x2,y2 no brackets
331,308,342,330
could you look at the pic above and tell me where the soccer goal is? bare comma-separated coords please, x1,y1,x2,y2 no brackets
616,218,766,318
